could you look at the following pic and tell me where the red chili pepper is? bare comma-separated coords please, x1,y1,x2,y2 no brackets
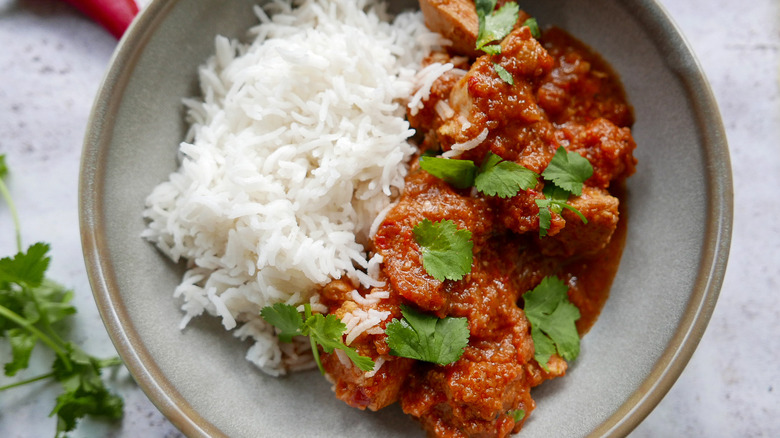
61,0,139,39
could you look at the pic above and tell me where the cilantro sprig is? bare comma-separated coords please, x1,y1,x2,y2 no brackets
522,276,581,370
385,305,469,365
413,219,474,282
420,148,592,237
420,153,538,199
260,303,375,373
475,0,520,55
535,147,593,236
0,155,124,437
475,153,538,197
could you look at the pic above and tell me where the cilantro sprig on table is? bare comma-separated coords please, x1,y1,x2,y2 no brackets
0,155,124,437
385,305,469,365
260,303,375,373
522,276,581,370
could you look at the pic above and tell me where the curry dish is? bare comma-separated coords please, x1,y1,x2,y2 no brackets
320,1,637,436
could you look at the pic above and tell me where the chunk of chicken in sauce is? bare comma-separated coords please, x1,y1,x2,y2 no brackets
319,2,637,437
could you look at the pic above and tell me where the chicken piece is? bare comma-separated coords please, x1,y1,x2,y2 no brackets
493,188,560,235
400,320,566,438
408,52,471,135
443,233,559,337
419,0,532,58
319,279,415,411
373,167,496,313
322,350,415,411
563,118,637,188
419,0,481,57
537,27,635,128
435,26,556,163
536,186,620,258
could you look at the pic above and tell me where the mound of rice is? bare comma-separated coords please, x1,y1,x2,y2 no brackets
142,0,448,375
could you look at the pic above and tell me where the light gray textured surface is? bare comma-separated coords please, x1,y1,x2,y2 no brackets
0,0,775,437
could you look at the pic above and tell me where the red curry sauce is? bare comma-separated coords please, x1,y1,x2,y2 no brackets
319,9,637,438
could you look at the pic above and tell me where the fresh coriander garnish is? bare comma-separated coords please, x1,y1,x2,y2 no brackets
413,219,474,282
421,153,539,199
385,304,469,365
522,276,581,370
0,155,124,437
509,408,526,423
418,148,592,237
522,17,541,39
542,146,593,196
475,152,538,197
260,303,375,374
475,0,520,55
535,147,593,236
535,184,589,237
419,155,478,189
492,62,514,85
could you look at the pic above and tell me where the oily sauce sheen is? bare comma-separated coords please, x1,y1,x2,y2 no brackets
319,8,637,438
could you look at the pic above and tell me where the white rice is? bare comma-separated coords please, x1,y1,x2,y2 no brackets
442,127,490,158
142,0,448,375
407,62,454,116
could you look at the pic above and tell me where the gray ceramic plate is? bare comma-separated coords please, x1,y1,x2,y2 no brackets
79,0,732,436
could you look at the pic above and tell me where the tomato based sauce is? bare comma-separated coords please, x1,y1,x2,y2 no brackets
319,7,637,437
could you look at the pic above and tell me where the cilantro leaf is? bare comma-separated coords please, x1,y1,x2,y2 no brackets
493,62,514,85
536,186,569,237
260,303,375,373
29,279,76,326
0,245,77,373
476,0,520,54
260,303,304,342
419,156,477,189
536,204,553,237
522,17,541,39
306,314,375,372
475,153,538,198
509,409,526,423
0,242,50,287
542,147,593,196
413,219,474,282
5,328,36,376
522,276,581,370
534,147,593,236
386,305,469,365
50,344,123,436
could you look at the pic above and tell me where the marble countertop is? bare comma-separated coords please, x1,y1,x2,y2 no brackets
0,0,777,437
